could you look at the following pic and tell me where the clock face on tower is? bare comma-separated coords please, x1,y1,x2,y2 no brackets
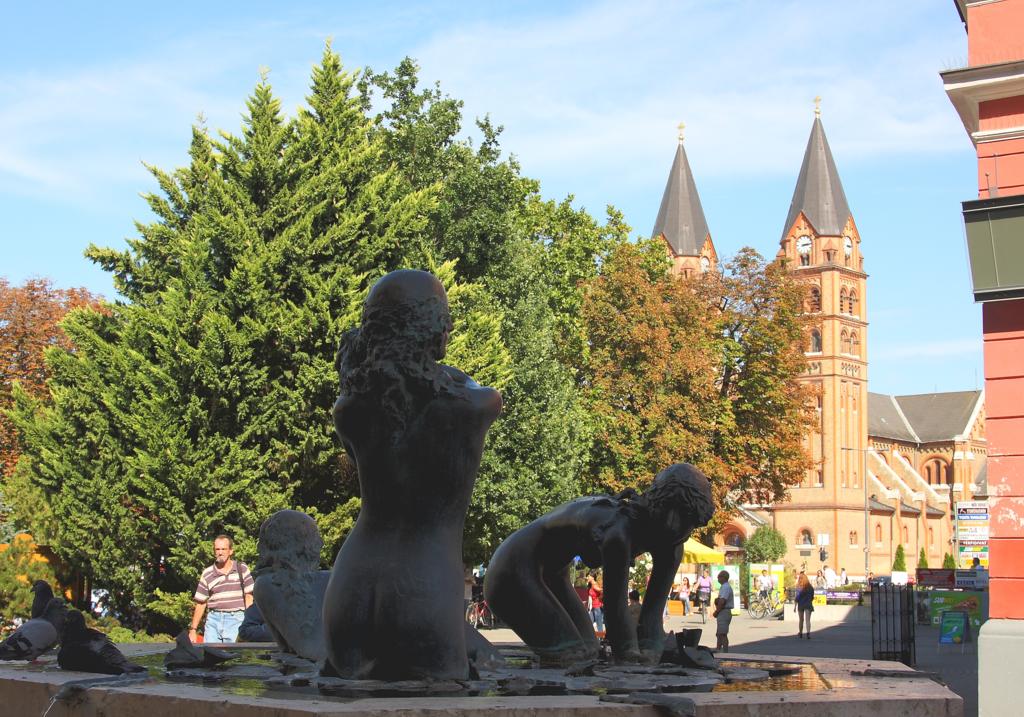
700,256,711,272
844,237,853,257
797,236,812,255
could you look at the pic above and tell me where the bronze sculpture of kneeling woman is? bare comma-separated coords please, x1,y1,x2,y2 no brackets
323,270,502,680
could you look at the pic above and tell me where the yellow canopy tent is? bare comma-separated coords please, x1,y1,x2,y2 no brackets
682,539,725,564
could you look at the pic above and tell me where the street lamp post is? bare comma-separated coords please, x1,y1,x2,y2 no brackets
842,446,871,581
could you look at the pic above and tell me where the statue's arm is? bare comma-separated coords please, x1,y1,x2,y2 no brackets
599,533,639,661
637,541,684,662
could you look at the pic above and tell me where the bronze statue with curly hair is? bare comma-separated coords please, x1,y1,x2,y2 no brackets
323,270,502,680
484,464,714,665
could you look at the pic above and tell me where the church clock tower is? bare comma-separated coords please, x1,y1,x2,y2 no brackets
773,103,869,568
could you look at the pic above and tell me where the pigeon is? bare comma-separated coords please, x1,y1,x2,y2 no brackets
57,610,146,675
0,597,66,660
31,580,55,619
163,629,237,668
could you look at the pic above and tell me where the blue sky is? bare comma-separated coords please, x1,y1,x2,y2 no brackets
0,1,981,396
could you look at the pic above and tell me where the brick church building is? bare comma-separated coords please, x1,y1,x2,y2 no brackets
652,111,988,578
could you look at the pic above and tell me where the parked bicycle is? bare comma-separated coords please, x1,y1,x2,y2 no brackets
465,597,495,629
746,590,782,619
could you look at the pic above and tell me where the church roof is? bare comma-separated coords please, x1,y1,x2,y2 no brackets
868,393,919,443
652,141,710,257
781,117,852,240
899,501,921,517
868,495,895,513
892,391,983,443
868,390,983,445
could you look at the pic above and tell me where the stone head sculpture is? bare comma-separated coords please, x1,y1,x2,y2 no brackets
256,509,323,574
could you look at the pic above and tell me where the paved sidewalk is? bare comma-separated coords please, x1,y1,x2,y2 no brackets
483,612,978,717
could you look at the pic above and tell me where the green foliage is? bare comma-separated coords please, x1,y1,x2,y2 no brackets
893,544,907,572
306,497,361,566
739,562,751,600
146,589,195,630
88,613,173,643
630,554,652,595
744,526,788,563
918,547,928,569
0,534,58,623
942,553,956,569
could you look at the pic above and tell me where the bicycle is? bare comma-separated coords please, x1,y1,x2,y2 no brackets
465,598,495,629
696,588,711,624
746,591,781,619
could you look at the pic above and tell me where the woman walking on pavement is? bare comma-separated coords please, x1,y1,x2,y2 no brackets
795,572,815,639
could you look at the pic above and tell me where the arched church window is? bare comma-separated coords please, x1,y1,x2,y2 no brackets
809,286,821,312
724,530,744,547
798,529,814,545
923,458,950,486
928,528,934,546
875,523,883,543
849,290,859,316
840,329,850,354
840,288,849,314
809,329,822,353
851,331,860,357
903,525,909,543
849,531,858,546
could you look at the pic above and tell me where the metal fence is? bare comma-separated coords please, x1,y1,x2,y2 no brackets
870,583,916,666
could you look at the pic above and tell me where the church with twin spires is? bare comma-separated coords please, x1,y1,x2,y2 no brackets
652,107,988,577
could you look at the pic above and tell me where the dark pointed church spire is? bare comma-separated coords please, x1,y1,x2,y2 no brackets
781,104,852,240
652,124,710,257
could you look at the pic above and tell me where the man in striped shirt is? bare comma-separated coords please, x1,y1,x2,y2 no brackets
188,535,254,643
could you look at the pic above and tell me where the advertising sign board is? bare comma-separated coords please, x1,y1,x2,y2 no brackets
916,568,956,589
928,590,987,627
939,610,971,645
956,500,989,568
711,564,740,616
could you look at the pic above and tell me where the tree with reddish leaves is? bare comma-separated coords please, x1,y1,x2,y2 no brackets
0,278,100,480
581,242,814,531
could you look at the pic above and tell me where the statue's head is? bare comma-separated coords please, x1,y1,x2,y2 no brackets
362,270,452,362
335,270,458,439
638,463,715,546
256,510,323,573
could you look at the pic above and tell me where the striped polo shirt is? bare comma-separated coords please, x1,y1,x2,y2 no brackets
194,561,254,612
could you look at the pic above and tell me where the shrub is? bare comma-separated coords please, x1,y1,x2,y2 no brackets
893,544,907,572
744,526,787,563
918,547,928,569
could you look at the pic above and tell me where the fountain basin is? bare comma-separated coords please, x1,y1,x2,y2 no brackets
0,643,962,716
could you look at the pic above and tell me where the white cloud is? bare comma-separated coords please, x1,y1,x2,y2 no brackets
410,0,967,179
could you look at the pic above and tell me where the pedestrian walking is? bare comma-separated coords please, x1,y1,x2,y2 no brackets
189,535,254,643
795,572,814,639
587,573,605,633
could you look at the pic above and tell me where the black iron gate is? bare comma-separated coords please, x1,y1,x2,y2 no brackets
870,583,916,666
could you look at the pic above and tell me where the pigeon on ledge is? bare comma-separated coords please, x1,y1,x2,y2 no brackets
164,629,237,668
0,597,67,661
57,610,146,675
